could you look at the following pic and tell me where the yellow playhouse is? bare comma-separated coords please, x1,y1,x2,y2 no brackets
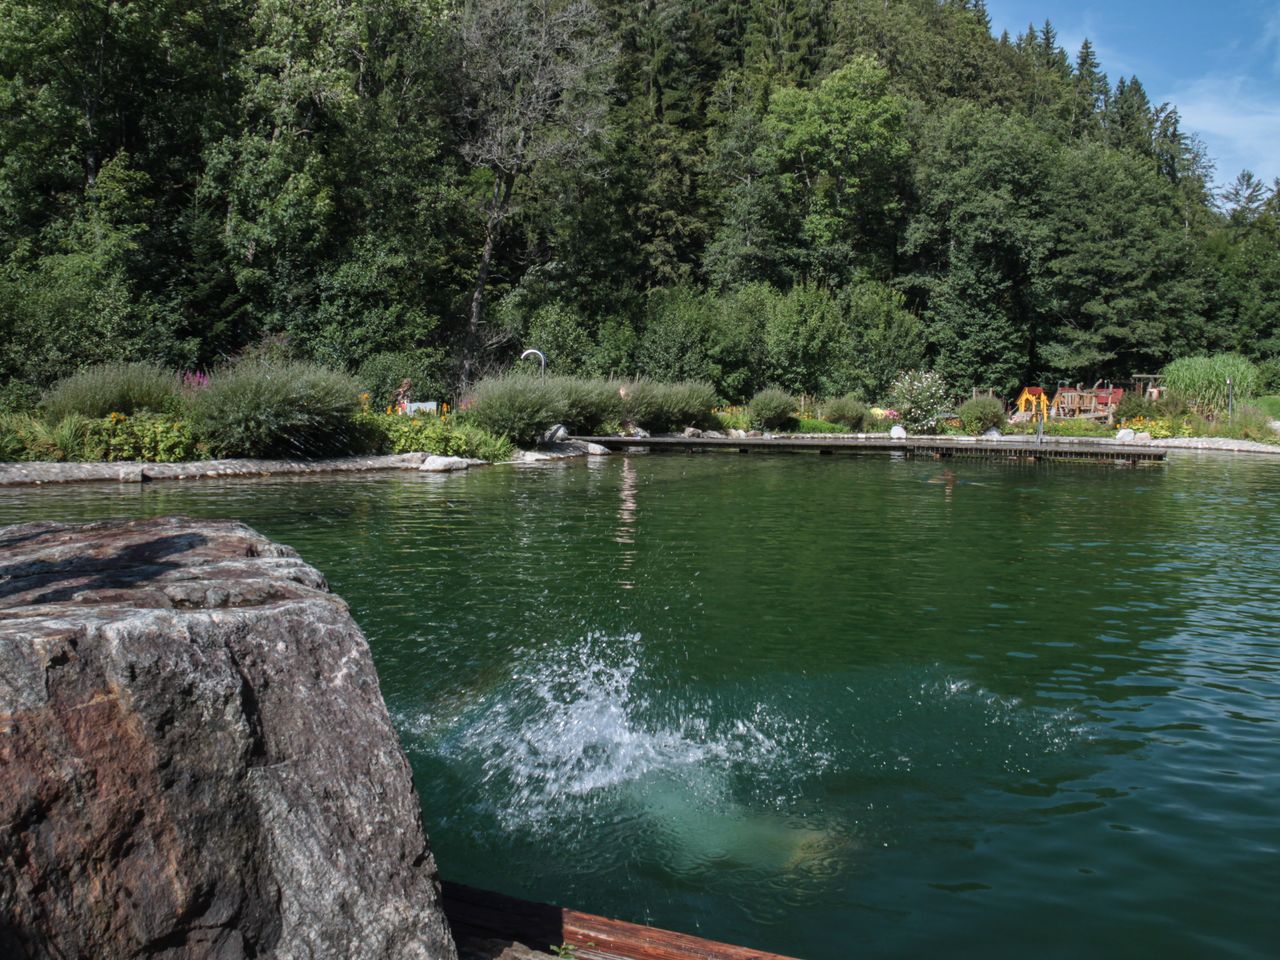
1015,386,1049,419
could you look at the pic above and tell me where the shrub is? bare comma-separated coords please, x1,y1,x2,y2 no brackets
355,412,514,462
1255,395,1280,419
41,362,181,421
0,413,101,461
749,387,796,429
621,379,715,433
1218,404,1278,442
795,417,847,434
646,380,716,432
85,412,200,462
357,349,449,408
888,369,952,433
822,394,867,429
958,395,1006,434
0,380,40,414
0,414,36,461
1115,392,1156,421
553,376,624,434
713,407,751,432
1005,417,1112,438
189,359,362,458
462,373,564,446
1162,354,1259,416
462,374,715,444
1257,358,1280,395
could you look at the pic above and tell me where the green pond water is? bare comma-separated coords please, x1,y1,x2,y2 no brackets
3,453,1279,959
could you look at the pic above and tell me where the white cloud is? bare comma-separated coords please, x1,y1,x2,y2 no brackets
1165,73,1280,187
1261,5,1280,74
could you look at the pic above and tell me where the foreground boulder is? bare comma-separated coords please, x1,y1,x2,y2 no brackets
0,517,457,960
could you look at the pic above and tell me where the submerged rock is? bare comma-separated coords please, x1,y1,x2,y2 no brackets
0,517,457,960
420,455,486,472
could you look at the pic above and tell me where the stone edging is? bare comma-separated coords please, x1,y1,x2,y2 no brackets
2,433,1274,488
0,440,617,488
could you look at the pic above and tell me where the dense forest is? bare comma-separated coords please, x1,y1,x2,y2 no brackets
2,0,1278,408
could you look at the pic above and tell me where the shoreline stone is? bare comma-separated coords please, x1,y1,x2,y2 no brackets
0,517,458,960
2,427,1278,490
420,455,488,472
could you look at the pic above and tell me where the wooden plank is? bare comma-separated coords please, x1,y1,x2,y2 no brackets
441,882,803,960
572,435,1164,463
564,909,800,960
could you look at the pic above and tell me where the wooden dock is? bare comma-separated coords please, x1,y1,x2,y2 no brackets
573,434,1165,465
442,881,801,960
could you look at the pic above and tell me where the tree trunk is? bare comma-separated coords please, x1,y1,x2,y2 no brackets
460,170,517,393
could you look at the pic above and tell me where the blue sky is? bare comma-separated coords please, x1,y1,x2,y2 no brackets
985,1,1280,191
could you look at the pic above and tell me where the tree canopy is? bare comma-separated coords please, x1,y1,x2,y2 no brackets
1,0,1275,405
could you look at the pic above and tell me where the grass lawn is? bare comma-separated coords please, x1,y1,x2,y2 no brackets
1254,396,1280,418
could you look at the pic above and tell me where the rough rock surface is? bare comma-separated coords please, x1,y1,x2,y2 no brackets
0,453,431,487
0,517,457,960
420,455,487,472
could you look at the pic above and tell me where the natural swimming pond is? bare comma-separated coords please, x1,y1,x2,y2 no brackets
3,453,1278,959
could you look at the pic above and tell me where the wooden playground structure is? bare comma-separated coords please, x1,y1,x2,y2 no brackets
1009,380,1145,423
1050,384,1125,420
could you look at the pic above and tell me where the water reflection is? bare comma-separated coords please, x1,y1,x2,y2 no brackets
2,454,1280,958
615,456,638,589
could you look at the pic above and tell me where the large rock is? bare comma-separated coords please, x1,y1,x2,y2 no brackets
0,517,457,960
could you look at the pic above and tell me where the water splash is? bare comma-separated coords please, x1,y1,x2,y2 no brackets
407,632,833,838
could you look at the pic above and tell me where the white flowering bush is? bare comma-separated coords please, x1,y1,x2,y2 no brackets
888,369,952,433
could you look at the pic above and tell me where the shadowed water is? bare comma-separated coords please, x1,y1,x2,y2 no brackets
2,452,1278,959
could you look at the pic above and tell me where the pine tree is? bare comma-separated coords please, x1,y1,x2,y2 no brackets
1071,39,1108,137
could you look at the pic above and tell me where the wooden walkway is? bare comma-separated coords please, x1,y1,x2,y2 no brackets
442,881,801,960
573,434,1165,464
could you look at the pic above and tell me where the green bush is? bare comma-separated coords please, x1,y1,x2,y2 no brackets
958,395,1005,434
795,417,847,433
888,369,952,433
86,412,201,462
0,413,101,461
0,380,40,414
1255,395,1280,419
0,414,36,461
1257,359,1280,394
1005,417,1113,438
189,359,362,458
41,362,181,421
355,412,514,462
647,380,715,432
554,376,624,434
357,349,449,408
462,374,715,445
1114,392,1156,421
620,379,715,433
713,407,751,432
1162,354,1259,416
822,394,867,429
749,387,796,429
462,373,564,446
1218,405,1278,442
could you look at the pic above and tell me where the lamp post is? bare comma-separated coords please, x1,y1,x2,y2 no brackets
1227,376,1234,424
520,348,547,378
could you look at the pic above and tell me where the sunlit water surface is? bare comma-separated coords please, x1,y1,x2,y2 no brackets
3,453,1279,959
